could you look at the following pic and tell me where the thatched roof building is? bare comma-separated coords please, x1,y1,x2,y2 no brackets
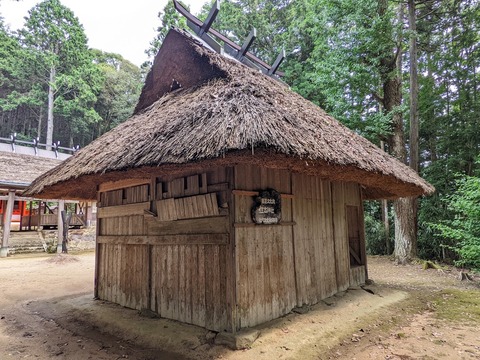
0,150,61,190
25,28,433,201
23,26,434,335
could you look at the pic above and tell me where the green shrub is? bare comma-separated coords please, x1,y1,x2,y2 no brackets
430,175,480,271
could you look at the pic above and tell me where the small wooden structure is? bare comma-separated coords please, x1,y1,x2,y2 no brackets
26,22,434,332
0,143,90,257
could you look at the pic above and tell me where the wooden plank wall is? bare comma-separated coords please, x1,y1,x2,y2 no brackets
97,168,232,333
292,174,338,305
96,243,149,310
96,165,365,332
292,175,364,305
97,184,150,310
234,164,296,328
148,167,230,332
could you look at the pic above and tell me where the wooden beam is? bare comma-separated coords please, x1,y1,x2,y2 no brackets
98,178,151,193
97,233,229,245
97,201,150,218
0,195,79,202
199,0,220,36
349,245,362,265
173,0,284,77
234,221,296,228
187,20,223,54
268,48,286,76
237,28,256,60
232,189,294,198
207,182,229,192
0,190,15,257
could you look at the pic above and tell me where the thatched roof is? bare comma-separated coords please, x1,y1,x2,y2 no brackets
25,28,434,201
0,150,62,191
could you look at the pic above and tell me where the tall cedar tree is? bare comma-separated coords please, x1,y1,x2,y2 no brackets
18,0,100,147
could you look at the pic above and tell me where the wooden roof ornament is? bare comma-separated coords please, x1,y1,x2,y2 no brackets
24,8,434,201
173,0,285,79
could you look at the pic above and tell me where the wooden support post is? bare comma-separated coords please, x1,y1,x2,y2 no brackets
1,190,15,257
57,200,65,254
61,210,71,253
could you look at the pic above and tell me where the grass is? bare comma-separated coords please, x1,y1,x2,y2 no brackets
432,289,480,324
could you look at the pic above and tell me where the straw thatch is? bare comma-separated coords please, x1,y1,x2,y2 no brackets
25,28,434,201
0,150,62,190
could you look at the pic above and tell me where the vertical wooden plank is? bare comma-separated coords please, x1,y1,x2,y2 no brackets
199,173,208,194
211,246,221,330
263,227,273,323
246,227,256,327
311,178,323,301
165,245,174,319
359,188,368,281
270,225,280,319
226,166,237,333
292,173,305,306
204,245,215,330
254,226,264,325
332,182,349,292
178,245,186,323
186,245,194,324
197,245,206,327
160,246,169,317
189,245,198,325
236,228,248,328
218,244,227,331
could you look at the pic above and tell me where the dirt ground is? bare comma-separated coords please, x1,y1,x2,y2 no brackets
0,252,479,360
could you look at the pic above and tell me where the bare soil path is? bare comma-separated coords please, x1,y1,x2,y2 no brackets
0,253,478,359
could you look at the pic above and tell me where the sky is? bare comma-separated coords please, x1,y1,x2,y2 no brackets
0,0,208,66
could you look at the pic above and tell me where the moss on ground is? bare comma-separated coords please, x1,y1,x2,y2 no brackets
432,289,480,324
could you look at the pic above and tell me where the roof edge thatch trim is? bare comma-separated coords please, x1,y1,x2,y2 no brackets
25,150,433,201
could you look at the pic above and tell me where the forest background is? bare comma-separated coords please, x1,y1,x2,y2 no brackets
0,0,479,270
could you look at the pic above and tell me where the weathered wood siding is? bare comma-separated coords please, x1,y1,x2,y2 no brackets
97,168,232,332
96,243,149,310
293,174,338,305
96,164,366,332
234,164,296,328
233,166,365,328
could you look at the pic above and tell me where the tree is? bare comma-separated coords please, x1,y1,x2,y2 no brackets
92,50,143,138
140,0,480,266
18,0,100,147
432,171,480,271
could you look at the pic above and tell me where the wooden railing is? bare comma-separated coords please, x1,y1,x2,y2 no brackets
0,134,79,159
20,213,86,228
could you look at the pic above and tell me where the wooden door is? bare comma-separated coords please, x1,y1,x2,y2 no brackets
346,205,363,266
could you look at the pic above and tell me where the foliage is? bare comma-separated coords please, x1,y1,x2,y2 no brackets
92,50,143,138
147,0,480,263
430,173,480,270
0,0,478,264
0,1,142,147
364,201,392,255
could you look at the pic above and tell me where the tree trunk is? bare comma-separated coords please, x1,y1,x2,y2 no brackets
46,65,55,150
408,0,419,173
380,2,417,264
380,141,390,255
393,197,417,263
37,106,43,141
408,0,419,253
